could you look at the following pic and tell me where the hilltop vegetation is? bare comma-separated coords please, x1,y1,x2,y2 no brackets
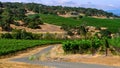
0,2,120,32
0,2,118,17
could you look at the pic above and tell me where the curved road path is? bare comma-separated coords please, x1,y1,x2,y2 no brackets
11,44,119,68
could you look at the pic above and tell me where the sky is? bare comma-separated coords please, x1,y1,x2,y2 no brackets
0,0,120,10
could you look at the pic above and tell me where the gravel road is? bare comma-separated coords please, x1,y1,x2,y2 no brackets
11,44,119,68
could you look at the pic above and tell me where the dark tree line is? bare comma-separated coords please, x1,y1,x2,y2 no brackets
0,2,118,17
0,2,44,31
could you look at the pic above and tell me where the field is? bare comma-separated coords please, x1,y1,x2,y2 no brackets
0,39,63,56
40,14,120,33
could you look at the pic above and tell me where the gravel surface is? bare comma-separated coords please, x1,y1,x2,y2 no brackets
11,45,119,68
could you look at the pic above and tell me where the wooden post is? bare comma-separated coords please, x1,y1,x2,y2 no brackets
105,39,109,56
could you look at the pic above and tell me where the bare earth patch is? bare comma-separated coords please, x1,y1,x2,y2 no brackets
0,23,66,34
42,45,120,67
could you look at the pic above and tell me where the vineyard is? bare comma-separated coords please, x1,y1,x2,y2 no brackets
62,37,120,55
40,14,120,33
0,39,62,56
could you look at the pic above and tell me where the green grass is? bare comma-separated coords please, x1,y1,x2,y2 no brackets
39,14,120,33
0,39,63,56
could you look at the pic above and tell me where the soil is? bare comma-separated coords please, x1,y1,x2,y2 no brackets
43,45,120,67
0,61,47,68
0,23,65,34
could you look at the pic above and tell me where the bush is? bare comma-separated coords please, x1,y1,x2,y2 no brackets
13,22,20,26
28,22,41,29
43,32,56,40
12,29,33,39
1,33,12,39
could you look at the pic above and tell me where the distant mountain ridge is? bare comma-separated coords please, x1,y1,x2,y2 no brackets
107,9,120,16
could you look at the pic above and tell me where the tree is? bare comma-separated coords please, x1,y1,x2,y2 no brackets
23,14,43,29
12,8,26,20
0,8,14,31
0,22,12,31
78,25,87,38
100,30,112,38
0,2,3,8
104,38,110,56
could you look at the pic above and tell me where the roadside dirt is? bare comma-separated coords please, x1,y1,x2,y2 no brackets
0,61,47,68
43,45,120,67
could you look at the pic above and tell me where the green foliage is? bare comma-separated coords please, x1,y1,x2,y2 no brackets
12,8,26,20
13,22,20,26
91,37,102,49
40,14,120,33
24,14,43,29
0,8,14,31
0,2,3,7
109,38,120,48
43,32,57,40
0,29,34,39
0,22,12,31
100,30,112,38
0,29,66,40
1,33,12,39
2,2,117,17
67,30,74,36
29,55,37,60
62,38,102,54
12,29,33,39
0,2,119,32
107,38,120,55
0,39,62,56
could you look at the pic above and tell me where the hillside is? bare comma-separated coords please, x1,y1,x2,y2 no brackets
0,2,118,17
40,14,120,33
0,2,120,33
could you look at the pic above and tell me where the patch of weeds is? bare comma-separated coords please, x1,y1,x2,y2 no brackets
28,55,37,60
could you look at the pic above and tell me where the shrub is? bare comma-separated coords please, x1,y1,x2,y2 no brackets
100,30,112,38
43,32,56,40
12,29,33,39
1,33,12,39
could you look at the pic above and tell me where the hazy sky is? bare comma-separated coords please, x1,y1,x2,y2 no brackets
0,0,120,10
